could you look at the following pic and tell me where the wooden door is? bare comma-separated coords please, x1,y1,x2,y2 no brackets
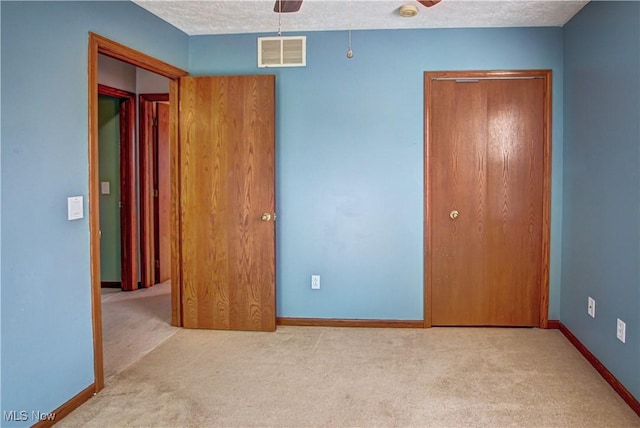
156,102,171,282
425,71,550,327
139,93,170,288
117,89,138,292
178,75,276,331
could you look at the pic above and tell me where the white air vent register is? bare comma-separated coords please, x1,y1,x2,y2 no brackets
258,36,306,68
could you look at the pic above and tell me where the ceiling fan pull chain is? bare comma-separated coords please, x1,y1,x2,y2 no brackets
278,0,282,36
346,0,353,58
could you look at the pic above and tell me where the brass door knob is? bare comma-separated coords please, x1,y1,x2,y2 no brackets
450,210,459,220
261,213,272,222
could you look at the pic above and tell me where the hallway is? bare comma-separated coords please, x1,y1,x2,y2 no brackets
102,281,177,381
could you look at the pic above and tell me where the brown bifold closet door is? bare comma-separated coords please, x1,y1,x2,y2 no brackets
426,72,548,326
178,75,276,331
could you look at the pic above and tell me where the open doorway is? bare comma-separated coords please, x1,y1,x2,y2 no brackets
97,50,176,382
90,32,187,391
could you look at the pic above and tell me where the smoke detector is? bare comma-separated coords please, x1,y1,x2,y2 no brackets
399,4,419,17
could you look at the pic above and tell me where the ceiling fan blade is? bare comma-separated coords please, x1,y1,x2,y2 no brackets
418,0,442,7
274,0,303,13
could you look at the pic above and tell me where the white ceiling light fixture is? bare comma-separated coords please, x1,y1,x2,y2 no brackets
399,4,419,17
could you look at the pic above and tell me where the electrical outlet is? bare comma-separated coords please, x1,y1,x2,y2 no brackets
588,297,596,318
616,319,626,343
311,275,320,290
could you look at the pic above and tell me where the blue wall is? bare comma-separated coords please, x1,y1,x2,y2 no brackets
0,1,3,414
190,27,565,320
562,1,640,401
0,2,188,425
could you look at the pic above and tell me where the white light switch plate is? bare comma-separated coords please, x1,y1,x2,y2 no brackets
67,196,84,220
311,275,320,290
617,319,626,343
100,181,111,195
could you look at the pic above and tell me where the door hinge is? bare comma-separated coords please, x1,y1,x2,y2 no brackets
153,117,158,127
154,188,159,198
155,259,160,269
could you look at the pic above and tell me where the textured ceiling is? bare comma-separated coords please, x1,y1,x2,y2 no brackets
132,0,589,36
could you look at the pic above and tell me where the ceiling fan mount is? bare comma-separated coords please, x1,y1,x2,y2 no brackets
417,0,442,7
273,0,303,13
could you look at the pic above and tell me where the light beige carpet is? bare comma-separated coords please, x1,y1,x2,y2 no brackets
101,281,178,381
61,326,639,427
